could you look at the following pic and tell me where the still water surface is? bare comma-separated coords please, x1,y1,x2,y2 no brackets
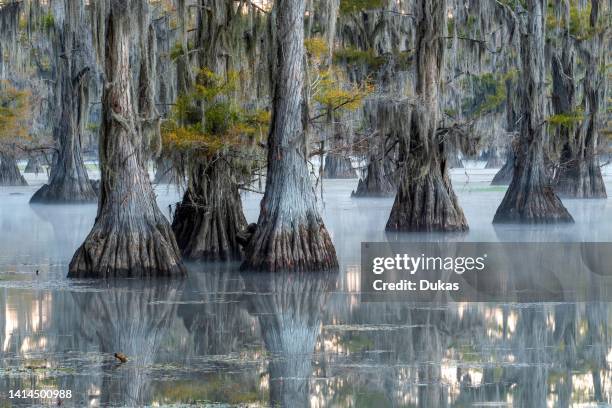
0,170,610,407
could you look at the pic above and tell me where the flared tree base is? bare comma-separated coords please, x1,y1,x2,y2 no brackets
555,160,607,199
322,155,356,179
386,173,468,232
0,159,27,186
69,218,186,278
491,154,514,186
351,157,395,198
241,212,338,272
30,178,97,204
493,185,574,223
172,192,247,261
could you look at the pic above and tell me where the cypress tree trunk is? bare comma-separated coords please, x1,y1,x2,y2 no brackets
30,0,96,203
386,0,468,232
492,71,520,186
352,151,396,197
0,152,27,186
172,159,247,261
491,150,515,185
24,156,43,174
493,0,573,223
171,0,248,262
553,0,606,199
69,1,185,278
241,0,338,272
322,154,356,179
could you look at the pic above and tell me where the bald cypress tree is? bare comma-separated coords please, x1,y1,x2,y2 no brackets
69,0,185,278
493,0,573,223
386,0,468,232
30,0,97,203
241,0,338,272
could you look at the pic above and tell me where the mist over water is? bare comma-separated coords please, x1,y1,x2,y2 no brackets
0,169,610,406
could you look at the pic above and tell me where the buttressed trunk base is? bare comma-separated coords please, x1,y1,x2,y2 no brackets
491,151,514,186
172,159,247,261
241,0,337,272
0,153,27,186
386,142,468,232
555,148,606,199
493,0,573,224
385,0,467,232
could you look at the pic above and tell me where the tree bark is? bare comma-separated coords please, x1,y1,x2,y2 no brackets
241,0,338,272
492,70,520,186
491,150,515,185
24,156,43,174
0,152,27,186
30,0,97,204
493,0,573,223
323,154,356,179
386,0,468,232
172,159,247,261
171,0,249,262
553,0,606,199
352,150,395,197
69,0,185,278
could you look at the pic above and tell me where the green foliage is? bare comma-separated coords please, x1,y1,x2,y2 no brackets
305,37,329,59
461,73,508,117
569,1,593,39
195,68,239,102
153,377,264,405
0,81,31,143
548,110,584,129
497,0,527,9
546,0,600,39
310,66,373,119
333,47,413,72
333,47,385,69
169,43,184,60
339,0,385,15
42,13,54,30
447,16,455,35
162,69,269,155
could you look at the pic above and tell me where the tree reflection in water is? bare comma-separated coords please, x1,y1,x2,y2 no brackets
72,280,182,406
242,270,338,408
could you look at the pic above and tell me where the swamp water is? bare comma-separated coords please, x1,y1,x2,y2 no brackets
0,169,610,407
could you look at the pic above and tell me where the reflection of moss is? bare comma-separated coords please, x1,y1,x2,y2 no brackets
344,334,374,352
354,391,393,407
493,366,504,381
153,378,265,405
548,369,565,384
453,342,482,363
